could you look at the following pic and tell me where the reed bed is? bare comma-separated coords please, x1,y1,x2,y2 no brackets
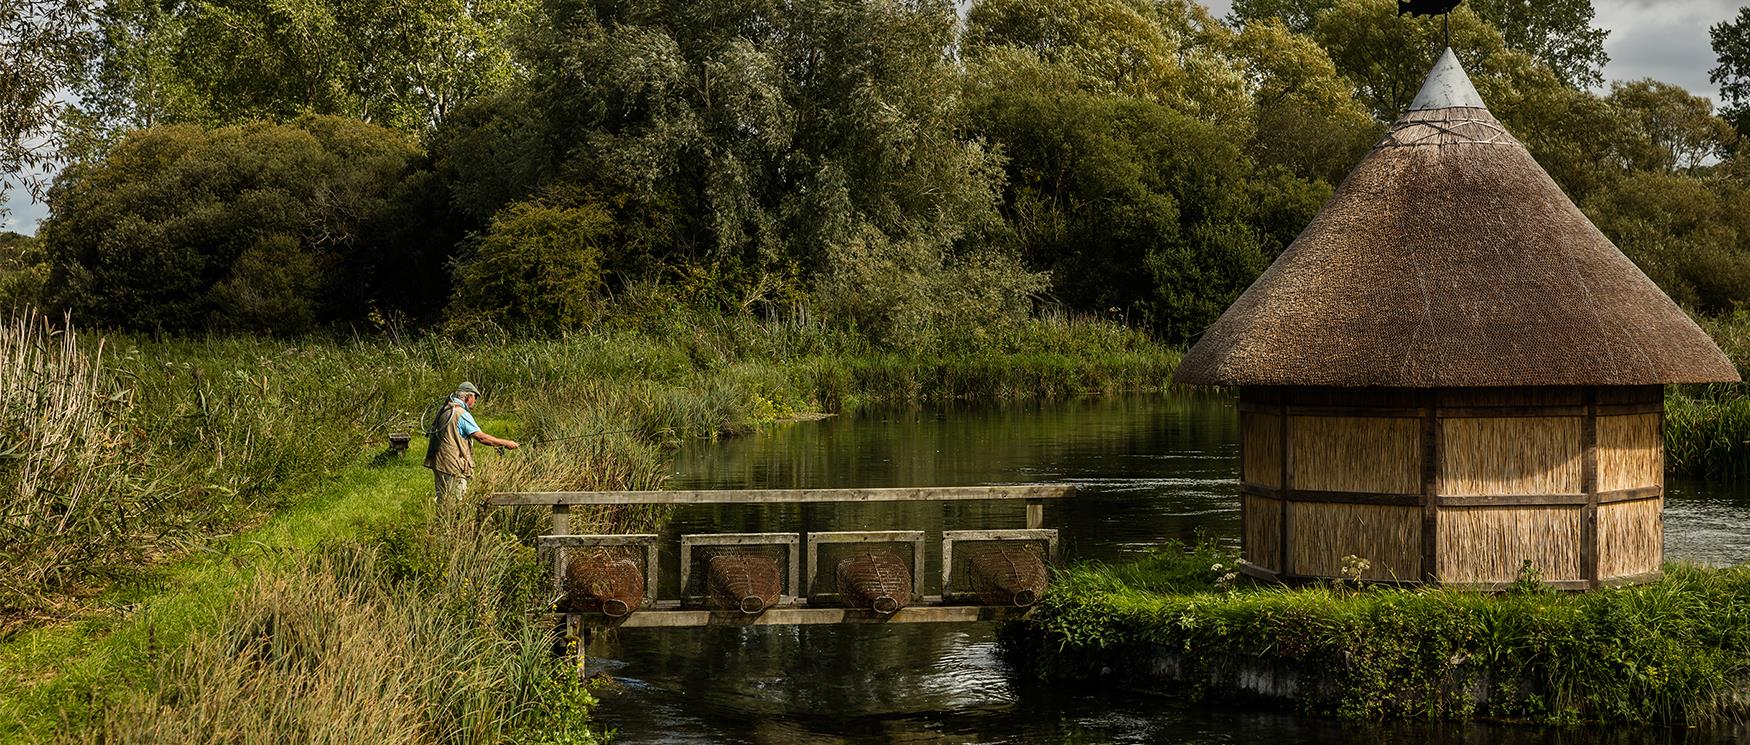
1008,540,1750,724
1666,312,1750,480
95,506,602,745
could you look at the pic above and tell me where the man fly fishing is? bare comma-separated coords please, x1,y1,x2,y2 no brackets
425,382,519,504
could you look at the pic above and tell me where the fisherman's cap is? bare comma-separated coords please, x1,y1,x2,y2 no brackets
455,381,481,396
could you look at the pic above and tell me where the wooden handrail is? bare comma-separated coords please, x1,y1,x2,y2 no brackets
486,484,1074,507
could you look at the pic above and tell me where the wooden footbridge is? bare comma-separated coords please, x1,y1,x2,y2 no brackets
485,485,1072,672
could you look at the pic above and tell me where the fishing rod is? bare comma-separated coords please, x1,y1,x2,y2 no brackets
488,425,678,454
524,426,673,446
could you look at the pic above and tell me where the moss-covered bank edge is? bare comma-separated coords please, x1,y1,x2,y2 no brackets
1000,542,1750,725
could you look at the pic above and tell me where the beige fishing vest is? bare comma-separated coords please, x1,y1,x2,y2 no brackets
424,401,475,478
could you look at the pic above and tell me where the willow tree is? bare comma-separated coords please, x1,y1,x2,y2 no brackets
503,0,1028,329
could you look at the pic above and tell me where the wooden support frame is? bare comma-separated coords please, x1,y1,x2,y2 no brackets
488,485,1074,507
940,529,1058,603
678,532,802,607
537,534,662,605
562,602,1034,629
805,530,926,604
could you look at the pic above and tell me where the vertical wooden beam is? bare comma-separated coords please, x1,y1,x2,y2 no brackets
551,505,571,591
1581,386,1600,589
1025,500,1045,530
1279,393,1293,578
1238,403,1250,567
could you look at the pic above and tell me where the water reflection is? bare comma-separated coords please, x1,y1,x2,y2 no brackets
590,394,1750,744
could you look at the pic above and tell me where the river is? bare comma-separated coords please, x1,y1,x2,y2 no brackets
587,393,1750,744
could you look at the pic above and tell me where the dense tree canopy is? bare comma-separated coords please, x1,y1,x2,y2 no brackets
2,0,97,208
17,0,1750,337
76,0,531,134
1712,7,1750,140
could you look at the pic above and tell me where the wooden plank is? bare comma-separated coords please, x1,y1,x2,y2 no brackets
489,485,1074,507
1236,560,1280,582
1437,405,1589,418
1598,486,1663,504
1595,401,1665,417
606,604,1036,628
1437,494,1590,507
1442,579,1594,592
1599,570,1664,588
1288,405,1426,418
538,534,663,548
550,505,570,591
1285,490,1421,506
1025,500,1045,530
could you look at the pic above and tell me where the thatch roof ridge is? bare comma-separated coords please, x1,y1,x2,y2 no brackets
1174,50,1738,388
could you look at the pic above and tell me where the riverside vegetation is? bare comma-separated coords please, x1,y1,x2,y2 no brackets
7,0,1750,738
0,305,1177,741
1004,539,1750,725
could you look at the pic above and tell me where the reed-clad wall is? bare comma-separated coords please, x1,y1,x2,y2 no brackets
1237,386,1664,589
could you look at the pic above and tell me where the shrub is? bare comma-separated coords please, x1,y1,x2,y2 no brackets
0,232,47,310
38,116,424,333
449,197,613,331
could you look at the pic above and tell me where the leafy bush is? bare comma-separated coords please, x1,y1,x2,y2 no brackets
449,197,614,331
0,232,47,310
38,116,425,333
814,226,1046,351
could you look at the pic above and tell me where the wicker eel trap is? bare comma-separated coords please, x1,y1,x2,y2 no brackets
835,551,912,614
966,545,1049,607
562,551,645,617
706,553,783,614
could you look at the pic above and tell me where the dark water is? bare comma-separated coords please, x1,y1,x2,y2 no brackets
589,393,1750,744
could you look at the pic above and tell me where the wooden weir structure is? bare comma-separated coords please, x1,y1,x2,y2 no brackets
485,485,1070,673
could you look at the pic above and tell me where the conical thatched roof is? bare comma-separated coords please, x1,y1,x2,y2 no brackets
1175,49,1739,388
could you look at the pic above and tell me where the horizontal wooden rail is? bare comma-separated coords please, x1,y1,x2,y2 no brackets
487,484,1074,507
555,601,1034,628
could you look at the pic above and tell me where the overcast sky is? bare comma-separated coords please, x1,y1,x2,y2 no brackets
4,0,1745,235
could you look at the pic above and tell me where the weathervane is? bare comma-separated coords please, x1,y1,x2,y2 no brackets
1398,0,1463,46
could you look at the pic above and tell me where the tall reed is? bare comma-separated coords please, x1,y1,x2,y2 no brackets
0,312,154,622
97,505,603,744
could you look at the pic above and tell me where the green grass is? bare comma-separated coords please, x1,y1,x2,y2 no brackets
0,445,432,739
1006,542,1750,724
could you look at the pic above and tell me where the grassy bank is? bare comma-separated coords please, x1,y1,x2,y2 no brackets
0,309,1178,741
1667,312,1750,480
1005,543,1750,724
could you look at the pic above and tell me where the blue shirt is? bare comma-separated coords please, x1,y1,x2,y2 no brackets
450,397,480,439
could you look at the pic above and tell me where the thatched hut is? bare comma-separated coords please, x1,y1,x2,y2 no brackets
1175,49,1740,589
